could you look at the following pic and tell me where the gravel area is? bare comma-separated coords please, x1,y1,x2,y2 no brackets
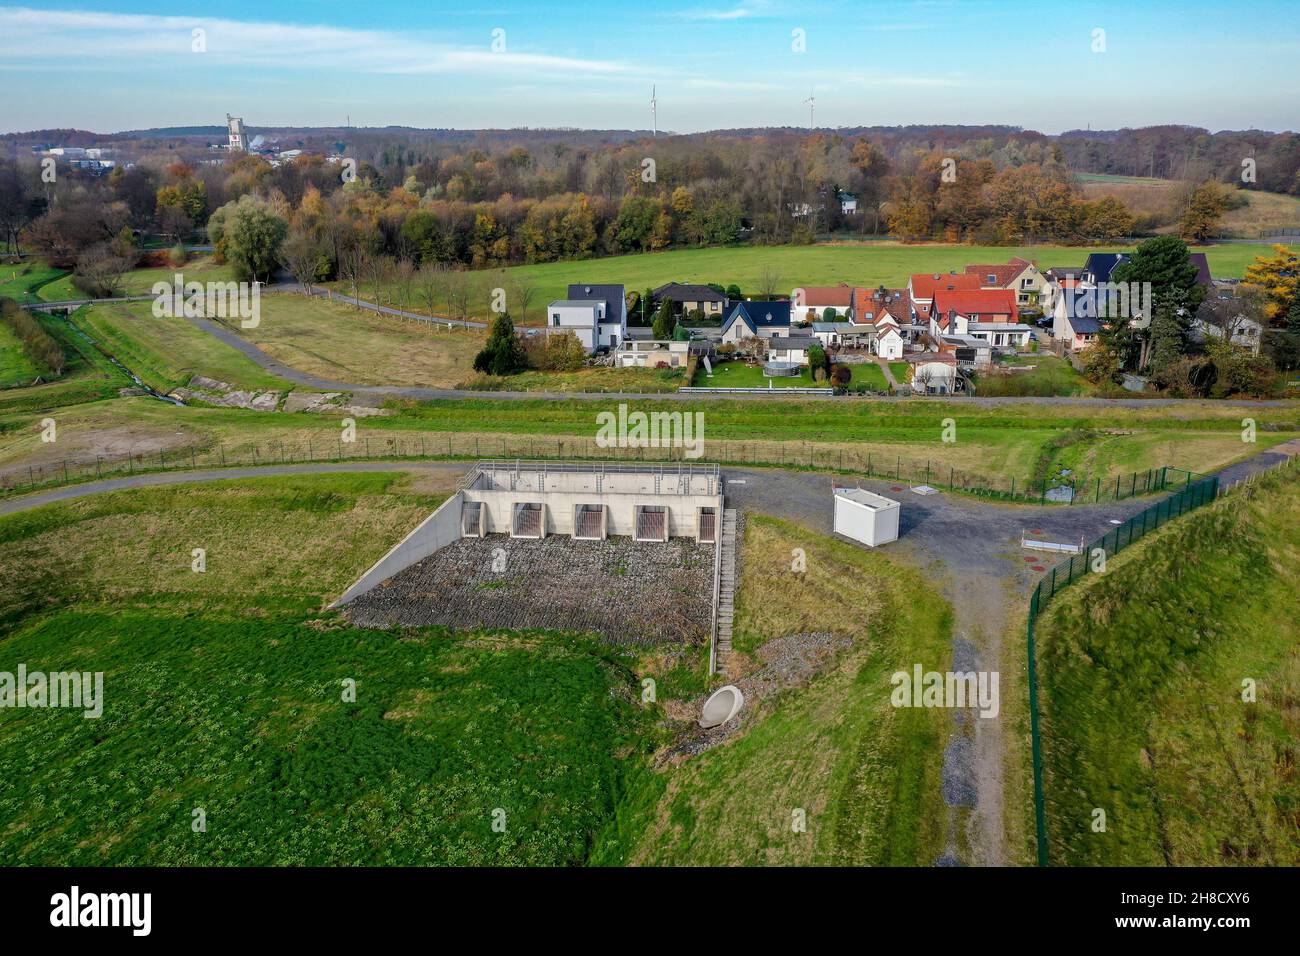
344,534,715,645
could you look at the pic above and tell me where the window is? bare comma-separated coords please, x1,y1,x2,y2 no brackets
552,314,560,325
987,274,997,284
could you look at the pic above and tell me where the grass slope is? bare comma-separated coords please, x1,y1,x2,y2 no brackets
1035,463,1300,865
77,301,288,393
623,515,951,866
0,473,655,865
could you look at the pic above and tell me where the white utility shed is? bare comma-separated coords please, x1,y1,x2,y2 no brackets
833,487,900,547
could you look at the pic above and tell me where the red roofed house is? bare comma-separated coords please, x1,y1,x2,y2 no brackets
907,273,982,321
929,289,1019,339
793,283,856,323
963,258,1046,308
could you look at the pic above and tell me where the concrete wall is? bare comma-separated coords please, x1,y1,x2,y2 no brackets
331,491,465,606
468,488,722,539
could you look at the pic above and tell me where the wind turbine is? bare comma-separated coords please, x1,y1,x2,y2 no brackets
804,90,815,130
651,85,658,137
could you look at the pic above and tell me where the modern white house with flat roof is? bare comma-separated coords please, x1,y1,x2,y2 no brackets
547,284,628,353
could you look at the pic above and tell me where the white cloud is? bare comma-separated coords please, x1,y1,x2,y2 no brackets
0,6,629,76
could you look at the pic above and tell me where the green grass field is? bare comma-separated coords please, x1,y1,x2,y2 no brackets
0,473,659,865
693,360,818,388
977,355,1093,397
76,301,288,394
0,474,955,866
0,263,68,304
0,321,42,388
1034,464,1300,866
423,242,1278,324
619,515,951,866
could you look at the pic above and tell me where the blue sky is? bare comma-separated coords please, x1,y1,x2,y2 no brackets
1,0,1296,134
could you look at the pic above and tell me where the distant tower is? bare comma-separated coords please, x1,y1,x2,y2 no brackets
651,86,657,137
226,114,246,152
804,91,815,130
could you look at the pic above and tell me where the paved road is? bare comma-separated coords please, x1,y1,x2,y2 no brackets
0,461,463,516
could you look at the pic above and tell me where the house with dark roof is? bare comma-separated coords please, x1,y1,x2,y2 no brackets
1082,253,1130,286
555,284,628,350
651,282,728,318
720,301,792,344
1052,289,1105,352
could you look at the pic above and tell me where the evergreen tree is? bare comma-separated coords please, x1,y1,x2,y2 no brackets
652,297,676,339
473,313,525,375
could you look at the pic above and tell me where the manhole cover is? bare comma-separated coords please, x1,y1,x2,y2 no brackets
1031,565,1046,572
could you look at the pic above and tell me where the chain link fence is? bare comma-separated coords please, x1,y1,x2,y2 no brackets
1024,468,1223,865
1,431,1182,508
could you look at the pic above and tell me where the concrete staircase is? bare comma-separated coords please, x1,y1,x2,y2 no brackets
714,509,738,674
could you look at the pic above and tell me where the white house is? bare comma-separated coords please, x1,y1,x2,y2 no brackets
614,340,691,368
548,284,628,353
966,323,1032,350
720,301,793,344
874,320,904,360
766,334,817,366
1191,314,1265,356
905,353,963,395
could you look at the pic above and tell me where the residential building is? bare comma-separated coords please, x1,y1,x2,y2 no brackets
564,283,627,349
810,321,860,349
874,319,905,360
720,300,792,344
794,284,856,323
652,282,727,318
963,257,1046,308
614,339,692,368
904,353,963,394
907,272,983,321
966,322,1032,350
1081,252,1129,286
766,334,818,366
929,289,1019,338
1052,290,1104,352
1041,266,1088,314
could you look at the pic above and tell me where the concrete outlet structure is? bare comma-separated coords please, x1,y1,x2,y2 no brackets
332,460,725,607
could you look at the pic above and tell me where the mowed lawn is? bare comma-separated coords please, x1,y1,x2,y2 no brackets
75,301,288,393
0,473,657,866
694,360,819,388
1034,465,1300,866
620,515,951,866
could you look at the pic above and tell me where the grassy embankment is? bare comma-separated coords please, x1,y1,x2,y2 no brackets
609,515,952,866
1033,462,1300,865
0,475,951,867
0,472,659,865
